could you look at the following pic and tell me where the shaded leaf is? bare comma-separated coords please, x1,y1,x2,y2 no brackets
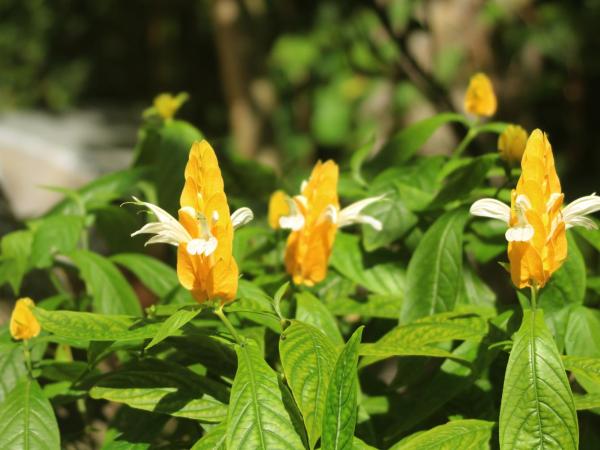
390,419,494,450
29,215,84,268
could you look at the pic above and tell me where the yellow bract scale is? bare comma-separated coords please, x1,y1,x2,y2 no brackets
10,297,41,341
268,190,291,229
464,73,497,117
498,125,528,165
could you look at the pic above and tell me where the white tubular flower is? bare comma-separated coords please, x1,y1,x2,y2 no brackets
279,214,305,231
562,194,600,230
336,195,385,231
469,198,510,224
230,207,254,230
130,197,191,246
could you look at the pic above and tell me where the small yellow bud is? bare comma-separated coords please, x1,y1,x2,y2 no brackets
464,73,497,117
152,92,188,120
498,125,527,165
10,298,41,341
268,190,291,229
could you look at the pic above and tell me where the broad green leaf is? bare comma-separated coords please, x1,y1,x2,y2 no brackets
228,280,281,332
373,113,467,166
111,253,192,304
390,419,494,450
101,406,168,450
29,215,84,268
574,393,600,410
326,294,402,319
280,321,338,448
0,378,60,450
458,266,496,308
401,208,469,323
360,312,488,366
191,423,226,449
0,230,33,294
321,327,363,450
0,342,26,403
33,308,162,342
499,309,578,450
70,249,141,315
296,292,344,346
563,355,600,385
565,305,600,358
226,339,304,449
574,218,600,252
90,359,227,423
145,307,200,349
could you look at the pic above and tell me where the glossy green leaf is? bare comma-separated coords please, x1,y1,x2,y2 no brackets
0,378,60,450
226,339,304,449
111,253,192,304
563,355,600,385
191,423,226,450
326,294,402,319
296,292,344,346
70,249,141,315
280,321,338,448
390,419,494,450
29,215,84,268
0,230,33,294
360,312,487,366
90,359,227,423
499,309,578,450
0,342,26,403
33,308,161,342
321,326,363,450
145,307,200,349
401,208,469,323
574,393,600,410
228,280,281,332
565,305,600,358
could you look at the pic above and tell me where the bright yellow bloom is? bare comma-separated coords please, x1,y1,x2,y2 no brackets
464,73,497,117
277,161,384,286
268,190,290,229
152,92,188,120
470,129,600,288
10,298,41,341
498,125,527,165
131,140,253,303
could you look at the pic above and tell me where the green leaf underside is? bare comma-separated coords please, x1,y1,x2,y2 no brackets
321,327,363,450
70,250,141,316
0,378,60,450
401,208,469,324
390,419,494,450
226,339,304,449
89,359,227,422
360,312,487,366
145,308,200,349
280,321,338,448
499,309,578,450
33,308,163,342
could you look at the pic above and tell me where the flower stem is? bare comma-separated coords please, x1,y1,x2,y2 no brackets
23,339,33,376
214,305,243,345
452,126,478,160
530,285,539,311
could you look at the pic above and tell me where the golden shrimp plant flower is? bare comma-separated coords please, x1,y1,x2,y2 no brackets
464,72,497,118
273,160,384,286
130,140,253,303
498,124,527,165
10,297,41,341
470,129,600,288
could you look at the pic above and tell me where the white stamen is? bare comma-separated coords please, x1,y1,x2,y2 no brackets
337,195,385,230
230,207,254,230
469,198,511,224
279,214,305,231
563,194,600,229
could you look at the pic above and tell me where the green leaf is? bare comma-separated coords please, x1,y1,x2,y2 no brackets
191,423,227,449
326,294,402,319
280,321,338,448
563,355,600,386
70,249,141,315
0,342,26,403
145,307,200,349
90,359,227,423
373,113,467,166
0,230,33,294
228,280,281,332
390,419,494,450
574,393,600,410
401,208,469,323
111,253,192,304
296,292,344,347
33,308,162,342
94,205,143,254
0,377,60,450
565,305,600,358
29,215,84,268
499,309,578,450
360,311,488,366
226,339,304,449
321,326,363,450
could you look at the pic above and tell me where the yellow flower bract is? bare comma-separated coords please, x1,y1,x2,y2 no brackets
268,190,290,230
10,297,41,341
464,73,497,117
498,125,528,165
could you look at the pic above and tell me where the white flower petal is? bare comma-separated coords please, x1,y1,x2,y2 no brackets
351,214,383,231
129,196,192,246
566,216,598,230
204,236,218,256
230,207,254,230
505,225,534,242
279,214,305,231
323,204,338,224
469,198,511,224
563,194,600,229
337,195,385,228
186,238,206,255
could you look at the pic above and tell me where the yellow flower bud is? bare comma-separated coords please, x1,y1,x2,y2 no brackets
268,190,291,229
10,298,41,341
153,92,188,120
498,125,528,165
464,73,497,117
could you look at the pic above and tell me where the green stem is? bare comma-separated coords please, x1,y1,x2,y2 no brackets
23,339,33,376
452,127,478,160
214,305,243,345
530,284,539,311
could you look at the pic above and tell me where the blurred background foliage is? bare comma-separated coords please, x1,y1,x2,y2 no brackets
2,0,600,197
